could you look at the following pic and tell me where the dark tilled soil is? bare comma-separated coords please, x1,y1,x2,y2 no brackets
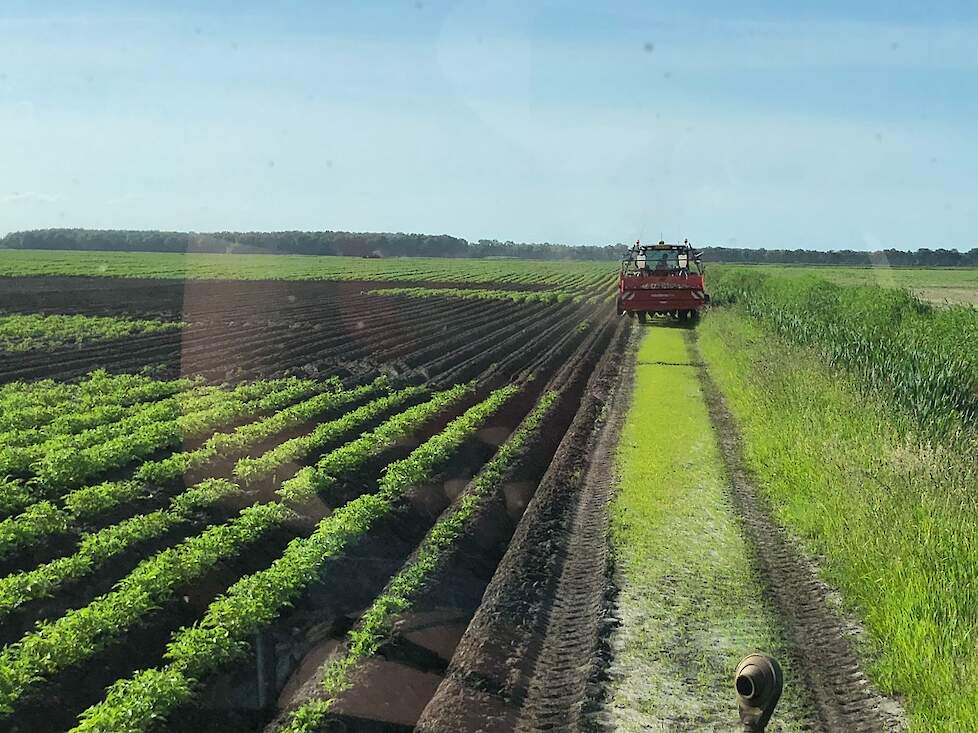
0,277,538,383
256,306,623,733
414,319,632,733
512,327,636,733
0,276,549,318
687,332,906,733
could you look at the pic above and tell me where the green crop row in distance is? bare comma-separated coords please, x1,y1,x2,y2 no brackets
0,314,182,352
368,286,595,304
0,249,616,287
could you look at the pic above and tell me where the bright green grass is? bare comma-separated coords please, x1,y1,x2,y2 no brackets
0,314,182,352
0,249,615,288
714,264,978,306
700,309,978,731
608,326,811,732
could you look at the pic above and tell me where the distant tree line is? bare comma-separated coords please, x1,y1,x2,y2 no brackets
700,246,978,267
0,229,472,258
2,229,977,266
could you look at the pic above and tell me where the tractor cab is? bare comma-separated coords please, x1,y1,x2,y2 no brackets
617,239,709,322
625,242,702,277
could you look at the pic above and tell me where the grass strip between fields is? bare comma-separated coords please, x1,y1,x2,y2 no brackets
0,383,478,718
607,326,810,731
276,389,559,732
699,309,978,730
69,383,522,732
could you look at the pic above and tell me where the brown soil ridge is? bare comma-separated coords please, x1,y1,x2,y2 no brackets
413,319,633,733
687,331,906,733
511,326,636,733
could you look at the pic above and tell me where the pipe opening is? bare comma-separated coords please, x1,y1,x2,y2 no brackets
736,673,756,698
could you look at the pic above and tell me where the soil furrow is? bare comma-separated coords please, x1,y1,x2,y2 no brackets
414,318,630,733
512,325,636,733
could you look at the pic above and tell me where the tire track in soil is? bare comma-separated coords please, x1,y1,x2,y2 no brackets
512,325,637,733
687,331,906,733
259,303,616,733
414,319,631,733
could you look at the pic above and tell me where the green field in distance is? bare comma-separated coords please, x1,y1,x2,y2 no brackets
716,264,978,305
0,249,615,288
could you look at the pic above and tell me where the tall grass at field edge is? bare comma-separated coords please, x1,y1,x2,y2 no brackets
709,268,978,437
699,310,978,730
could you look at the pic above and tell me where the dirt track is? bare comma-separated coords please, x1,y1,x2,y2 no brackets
417,323,906,733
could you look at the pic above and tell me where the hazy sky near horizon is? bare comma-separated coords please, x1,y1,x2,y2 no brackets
2,1,977,250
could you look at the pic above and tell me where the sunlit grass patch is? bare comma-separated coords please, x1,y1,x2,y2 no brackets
609,326,810,731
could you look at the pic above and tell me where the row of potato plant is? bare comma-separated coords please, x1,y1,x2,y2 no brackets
0,379,322,554
0,386,425,618
0,374,202,448
1,384,221,474
24,378,320,490
368,286,583,305
0,313,183,353
276,381,472,504
0,371,196,428
70,383,520,732
280,390,557,732
1,379,296,478
0,384,474,716
0,378,364,560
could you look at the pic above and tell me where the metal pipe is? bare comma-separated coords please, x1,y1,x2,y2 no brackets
734,653,783,732
255,630,277,711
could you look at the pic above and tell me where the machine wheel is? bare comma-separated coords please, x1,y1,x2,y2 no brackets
638,312,648,324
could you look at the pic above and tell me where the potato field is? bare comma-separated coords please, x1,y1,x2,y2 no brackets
2,251,978,732
0,259,630,732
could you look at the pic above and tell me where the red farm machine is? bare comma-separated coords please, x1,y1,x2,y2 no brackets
617,239,709,323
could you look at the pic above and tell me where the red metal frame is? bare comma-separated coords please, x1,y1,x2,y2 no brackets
616,243,709,316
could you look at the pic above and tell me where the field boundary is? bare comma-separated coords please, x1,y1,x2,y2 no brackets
688,331,906,732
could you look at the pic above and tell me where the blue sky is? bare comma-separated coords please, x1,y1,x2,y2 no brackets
1,1,976,249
